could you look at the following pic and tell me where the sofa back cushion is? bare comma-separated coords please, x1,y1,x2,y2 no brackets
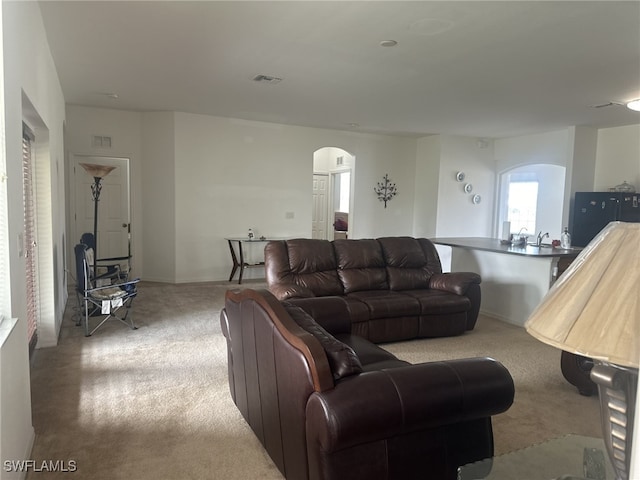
333,238,389,294
273,239,344,296
378,237,443,291
284,303,363,381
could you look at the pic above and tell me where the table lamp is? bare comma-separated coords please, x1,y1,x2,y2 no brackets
525,221,639,480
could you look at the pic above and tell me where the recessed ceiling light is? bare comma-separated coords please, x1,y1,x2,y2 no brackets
627,100,640,112
380,40,398,47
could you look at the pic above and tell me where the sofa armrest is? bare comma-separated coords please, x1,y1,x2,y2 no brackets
268,283,316,300
306,357,513,453
429,272,481,296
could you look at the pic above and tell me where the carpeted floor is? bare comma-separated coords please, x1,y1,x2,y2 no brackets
27,281,602,479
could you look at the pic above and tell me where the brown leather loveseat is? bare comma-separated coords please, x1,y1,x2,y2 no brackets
220,288,515,480
265,236,481,343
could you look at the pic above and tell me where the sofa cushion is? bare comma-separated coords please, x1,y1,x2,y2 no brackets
346,290,421,319
378,237,440,291
334,239,388,293
284,304,363,381
285,239,344,296
403,289,471,314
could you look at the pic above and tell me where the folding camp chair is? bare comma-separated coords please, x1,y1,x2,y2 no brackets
74,243,140,336
80,232,132,281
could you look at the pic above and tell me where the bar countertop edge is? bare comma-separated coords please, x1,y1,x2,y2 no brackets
430,237,582,258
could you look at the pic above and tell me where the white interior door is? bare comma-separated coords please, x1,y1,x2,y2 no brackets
73,155,130,259
312,174,328,239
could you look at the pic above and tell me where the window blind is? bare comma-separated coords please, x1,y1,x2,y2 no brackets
22,123,38,354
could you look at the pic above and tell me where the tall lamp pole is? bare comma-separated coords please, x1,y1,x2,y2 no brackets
79,163,116,279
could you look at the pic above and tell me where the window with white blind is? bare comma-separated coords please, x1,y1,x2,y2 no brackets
507,178,539,234
22,123,38,354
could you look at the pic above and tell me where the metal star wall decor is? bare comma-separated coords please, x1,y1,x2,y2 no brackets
374,173,398,208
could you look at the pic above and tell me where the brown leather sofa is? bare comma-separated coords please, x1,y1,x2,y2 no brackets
265,236,481,343
221,288,515,480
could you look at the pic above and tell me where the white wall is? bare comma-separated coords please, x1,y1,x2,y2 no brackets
412,135,440,238
63,109,640,284
435,135,495,237
171,113,417,282
567,126,598,193
2,0,66,475
140,112,175,283
594,124,640,191
67,109,421,283
64,106,144,279
495,129,570,171
565,126,598,230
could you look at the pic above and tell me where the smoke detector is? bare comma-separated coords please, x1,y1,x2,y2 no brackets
252,74,283,85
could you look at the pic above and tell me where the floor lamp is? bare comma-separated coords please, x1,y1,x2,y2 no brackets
525,221,639,480
79,163,116,279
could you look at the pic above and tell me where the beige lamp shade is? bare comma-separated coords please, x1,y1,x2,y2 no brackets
79,163,116,178
525,221,640,369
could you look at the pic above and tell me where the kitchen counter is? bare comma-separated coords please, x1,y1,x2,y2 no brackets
431,237,582,258
431,237,581,326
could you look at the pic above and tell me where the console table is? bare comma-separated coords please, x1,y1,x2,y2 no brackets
225,237,275,284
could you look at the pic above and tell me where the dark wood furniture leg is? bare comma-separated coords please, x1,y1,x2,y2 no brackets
227,239,240,282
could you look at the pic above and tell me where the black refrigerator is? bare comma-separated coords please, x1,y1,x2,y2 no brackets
572,191,640,247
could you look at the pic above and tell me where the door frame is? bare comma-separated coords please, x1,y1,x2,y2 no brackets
312,147,355,240
328,167,353,240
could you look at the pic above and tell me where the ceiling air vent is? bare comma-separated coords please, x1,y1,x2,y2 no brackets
589,101,624,109
92,135,112,148
252,74,283,85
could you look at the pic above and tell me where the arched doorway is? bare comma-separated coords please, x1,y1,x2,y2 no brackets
312,147,355,240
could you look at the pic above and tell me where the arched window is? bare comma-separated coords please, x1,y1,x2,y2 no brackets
498,164,566,238
507,173,539,234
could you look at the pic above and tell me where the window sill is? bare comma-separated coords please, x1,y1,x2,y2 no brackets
0,317,18,348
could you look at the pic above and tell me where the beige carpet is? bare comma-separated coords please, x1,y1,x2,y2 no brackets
28,281,602,479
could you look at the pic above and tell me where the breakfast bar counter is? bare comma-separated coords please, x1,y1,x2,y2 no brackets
431,237,581,326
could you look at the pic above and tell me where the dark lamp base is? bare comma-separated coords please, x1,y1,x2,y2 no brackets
590,362,638,480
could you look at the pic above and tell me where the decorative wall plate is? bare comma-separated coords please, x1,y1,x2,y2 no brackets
456,171,465,182
472,194,482,204
464,183,473,193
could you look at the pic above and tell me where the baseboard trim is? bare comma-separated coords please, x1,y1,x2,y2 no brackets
479,309,524,327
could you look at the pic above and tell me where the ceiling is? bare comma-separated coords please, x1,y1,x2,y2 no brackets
38,1,640,138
